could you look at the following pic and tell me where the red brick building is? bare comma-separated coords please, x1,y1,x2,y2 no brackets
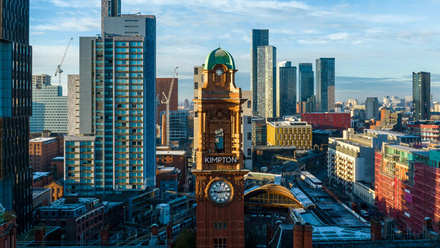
38,195,104,243
375,144,440,233
156,78,178,125
0,211,17,248
29,137,62,172
301,113,350,130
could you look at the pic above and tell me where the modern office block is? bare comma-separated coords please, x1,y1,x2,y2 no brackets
316,58,335,112
251,29,269,114
256,45,276,118
276,61,296,117
160,110,188,142
412,71,430,120
30,83,68,133
32,74,51,86
66,0,156,196
299,63,314,102
0,0,33,235
365,97,379,120
67,74,80,135
266,121,312,150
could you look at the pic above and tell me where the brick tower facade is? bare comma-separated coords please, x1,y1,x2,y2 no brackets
193,48,248,248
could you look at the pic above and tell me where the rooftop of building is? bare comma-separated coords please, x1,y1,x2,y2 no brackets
267,121,311,127
386,144,429,156
253,145,297,151
33,172,52,180
64,135,96,141
364,129,406,137
330,138,370,149
51,156,64,161
40,197,101,211
32,188,50,198
156,150,186,156
29,137,57,143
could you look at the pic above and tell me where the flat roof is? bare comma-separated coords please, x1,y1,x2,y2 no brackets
387,144,430,156
65,135,96,141
156,150,186,156
29,137,57,143
40,197,100,211
33,172,51,180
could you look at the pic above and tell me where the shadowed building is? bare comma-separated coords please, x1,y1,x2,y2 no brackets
412,71,430,120
251,29,269,115
315,58,335,112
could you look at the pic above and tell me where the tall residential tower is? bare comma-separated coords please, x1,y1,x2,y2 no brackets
256,45,276,118
251,29,269,115
299,63,314,102
316,58,335,112
0,0,33,235
65,0,156,196
412,71,431,120
276,61,296,117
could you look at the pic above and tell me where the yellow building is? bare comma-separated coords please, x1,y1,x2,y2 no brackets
267,121,312,150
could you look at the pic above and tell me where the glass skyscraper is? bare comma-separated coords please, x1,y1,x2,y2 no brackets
413,71,431,121
0,0,33,235
65,0,156,196
30,83,68,133
316,58,335,112
251,29,269,115
276,61,296,117
299,63,314,102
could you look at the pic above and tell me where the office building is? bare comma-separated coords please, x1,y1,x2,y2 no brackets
365,97,379,120
251,29,269,114
156,78,178,125
32,74,51,86
412,71,430,120
67,74,80,135
160,110,188,143
242,91,253,170
316,58,335,112
65,0,156,195
30,83,68,133
0,0,33,235
299,63,314,102
257,45,276,118
276,61,296,117
266,121,312,150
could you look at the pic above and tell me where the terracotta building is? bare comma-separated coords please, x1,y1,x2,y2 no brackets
193,48,248,247
29,137,62,172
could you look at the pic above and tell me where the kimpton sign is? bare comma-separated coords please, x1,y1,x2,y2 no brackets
204,156,238,164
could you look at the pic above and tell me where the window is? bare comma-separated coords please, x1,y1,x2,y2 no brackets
215,129,224,153
247,116,251,124
247,100,251,108
247,148,251,157
214,238,226,248
247,132,251,140
194,67,198,75
194,82,198,89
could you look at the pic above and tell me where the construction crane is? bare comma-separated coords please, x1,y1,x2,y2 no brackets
53,38,73,86
161,66,178,146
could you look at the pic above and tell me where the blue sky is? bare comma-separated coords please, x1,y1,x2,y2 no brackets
30,0,440,103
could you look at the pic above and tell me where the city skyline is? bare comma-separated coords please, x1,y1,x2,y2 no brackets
30,0,440,102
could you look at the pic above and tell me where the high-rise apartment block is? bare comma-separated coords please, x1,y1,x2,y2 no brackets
256,45,276,118
251,29,269,115
316,58,335,112
299,63,314,103
412,71,430,120
30,83,68,133
67,74,80,135
65,0,156,196
276,61,296,117
0,0,33,235
365,97,379,120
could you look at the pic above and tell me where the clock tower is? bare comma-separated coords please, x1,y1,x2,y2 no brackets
193,48,248,248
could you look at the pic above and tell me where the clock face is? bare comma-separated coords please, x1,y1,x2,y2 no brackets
209,180,232,204
215,68,223,76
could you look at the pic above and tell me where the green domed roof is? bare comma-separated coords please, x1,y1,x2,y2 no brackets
204,48,236,70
